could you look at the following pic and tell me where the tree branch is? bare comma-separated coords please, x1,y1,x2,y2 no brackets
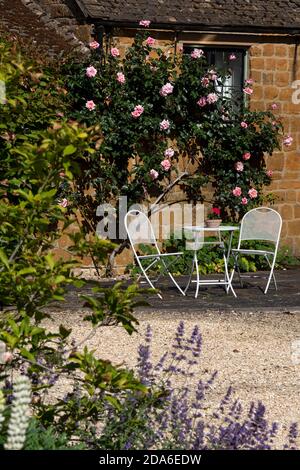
152,171,189,208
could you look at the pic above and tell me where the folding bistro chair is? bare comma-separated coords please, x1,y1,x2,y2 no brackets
229,207,282,294
124,209,185,298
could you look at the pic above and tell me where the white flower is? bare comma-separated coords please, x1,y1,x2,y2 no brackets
4,376,31,450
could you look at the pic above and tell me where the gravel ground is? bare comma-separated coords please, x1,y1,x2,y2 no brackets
43,304,300,448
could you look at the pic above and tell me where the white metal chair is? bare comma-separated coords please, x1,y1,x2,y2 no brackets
229,207,282,294
124,209,185,298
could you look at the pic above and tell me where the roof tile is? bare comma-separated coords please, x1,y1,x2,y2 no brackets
78,0,300,28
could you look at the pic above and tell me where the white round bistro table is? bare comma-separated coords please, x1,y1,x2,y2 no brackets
183,225,239,298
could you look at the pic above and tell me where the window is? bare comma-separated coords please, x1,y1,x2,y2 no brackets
183,45,248,102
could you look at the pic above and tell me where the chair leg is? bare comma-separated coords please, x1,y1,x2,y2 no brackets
234,254,243,288
223,252,237,298
226,253,241,293
166,271,186,296
264,254,277,290
137,259,162,299
160,258,185,296
264,256,277,295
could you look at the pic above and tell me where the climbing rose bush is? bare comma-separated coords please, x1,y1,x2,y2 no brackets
62,24,284,264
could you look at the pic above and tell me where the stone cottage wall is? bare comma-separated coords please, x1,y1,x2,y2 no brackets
250,43,300,254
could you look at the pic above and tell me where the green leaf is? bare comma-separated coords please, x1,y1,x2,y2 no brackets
63,145,77,156
0,248,10,270
45,253,55,270
20,348,36,362
54,275,66,284
104,395,122,411
18,267,36,276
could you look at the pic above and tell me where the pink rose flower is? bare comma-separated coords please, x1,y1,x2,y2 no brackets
59,172,66,178
271,103,278,110
243,152,251,160
229,53,236,60
243,87,253,95
197,97,207,107
160,83,174,97
146,37,155,46
131,104,144,118
245,78,254,85
86,100,96,111
241,197,248,205
283,135,293,146
267,170,273,177
160,119,170,130
232,186,242,197
248,188,258,199
208,69,218,81
191,48,204,59
89,40,100,49
117,72,126,84
161,159,171,171
235,161,244,172
150,169,159,180
59,198,69,208
86,66,97,78
139,20,151,27
241,121,248,128
164,147,174,158
207,93,219,104
201,77,210,87
111,47,120,57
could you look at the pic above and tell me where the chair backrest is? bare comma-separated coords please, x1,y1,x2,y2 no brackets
124,209,160,257
238,207,282,248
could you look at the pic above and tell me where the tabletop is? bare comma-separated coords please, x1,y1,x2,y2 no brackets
184,225,239,232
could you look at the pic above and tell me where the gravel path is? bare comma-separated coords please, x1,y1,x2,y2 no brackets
44,305,300,448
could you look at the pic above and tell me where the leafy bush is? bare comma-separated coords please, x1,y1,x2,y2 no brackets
0,35,148,448
23,420,85,450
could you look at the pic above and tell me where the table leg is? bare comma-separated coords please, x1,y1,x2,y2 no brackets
194,251,200,299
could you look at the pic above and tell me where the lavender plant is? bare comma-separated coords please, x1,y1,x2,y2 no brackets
97,322,298,450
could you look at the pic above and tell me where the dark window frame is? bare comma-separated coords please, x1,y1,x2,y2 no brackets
183,44,249,101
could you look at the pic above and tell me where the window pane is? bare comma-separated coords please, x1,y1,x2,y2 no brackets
183,46,246,101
